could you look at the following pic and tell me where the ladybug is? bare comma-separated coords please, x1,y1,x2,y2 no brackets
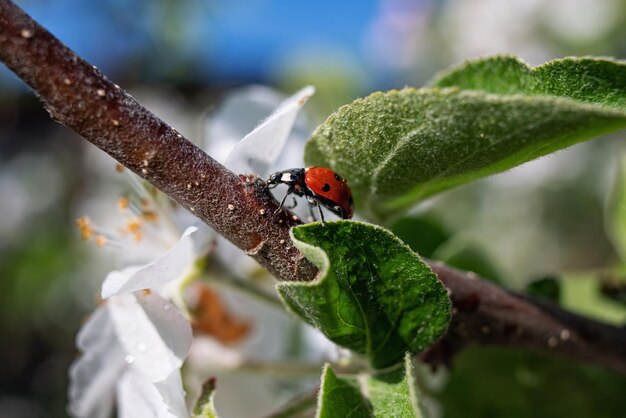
266,166,354,222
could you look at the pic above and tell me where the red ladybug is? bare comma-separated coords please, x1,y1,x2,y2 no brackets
266,166,354,222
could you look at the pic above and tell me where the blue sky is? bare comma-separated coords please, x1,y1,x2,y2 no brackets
2,0,385,90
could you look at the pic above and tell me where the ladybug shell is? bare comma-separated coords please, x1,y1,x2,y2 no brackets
304,166,354,219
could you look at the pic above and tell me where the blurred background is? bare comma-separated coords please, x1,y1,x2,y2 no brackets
2,0,626,417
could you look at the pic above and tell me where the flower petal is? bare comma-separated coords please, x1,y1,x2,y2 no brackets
117,370,182,418
108,292,193,383
154,370,189,418
204,86,287,164
101,227,198,299
225,86,314,176
68,304,126,418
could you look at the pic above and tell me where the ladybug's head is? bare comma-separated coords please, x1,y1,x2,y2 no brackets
266,172,282,189
266,168,305,189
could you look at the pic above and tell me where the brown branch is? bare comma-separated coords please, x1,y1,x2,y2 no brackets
1,0,625,376
424,262,626,375
0,0,316,282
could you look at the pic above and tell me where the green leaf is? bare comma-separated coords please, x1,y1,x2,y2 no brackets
317,354,424,418
305,56,626,220
432,56,626,104
316,366,371,418
365,354,424,417
278,221,451,369
192,378,219,418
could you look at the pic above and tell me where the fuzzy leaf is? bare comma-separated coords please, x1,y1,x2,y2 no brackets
277,221,450,369
316,354,423,418
316,366,371,418
365,354,424,417
305,56,626,220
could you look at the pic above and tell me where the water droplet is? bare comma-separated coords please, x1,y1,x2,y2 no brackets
547,336,558,347
137,343,147,352
125,354,135,364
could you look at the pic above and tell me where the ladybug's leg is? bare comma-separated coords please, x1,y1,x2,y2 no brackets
283,196,298,210
306,197,325,223
316,202,325,223
275,186,294,213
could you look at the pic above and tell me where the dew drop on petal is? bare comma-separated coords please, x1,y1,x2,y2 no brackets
125,354,135,364
137,343,147,352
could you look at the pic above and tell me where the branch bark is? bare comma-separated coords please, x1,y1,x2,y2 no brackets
424,263,626,375
0,0,316,282
1,0,625,375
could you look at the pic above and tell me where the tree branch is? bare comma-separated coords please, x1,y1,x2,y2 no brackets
424,262,626,375
0,0,316,282
1,0,625,375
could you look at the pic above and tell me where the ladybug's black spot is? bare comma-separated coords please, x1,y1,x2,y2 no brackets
322,183,331,192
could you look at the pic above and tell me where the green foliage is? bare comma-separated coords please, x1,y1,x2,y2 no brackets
560,273,626,325
278,221,451,369
365,354,424,417
317,367,371,418
390,216,450,258
305,56,626,220
432,56,626,104
431,238,503,284
317,354,423,418
432,346,626,418
525,276,561,302
606,156,626,263
598,274,626,307
390,216,502,283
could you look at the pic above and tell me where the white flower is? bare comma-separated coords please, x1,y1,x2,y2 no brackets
69,85,338,418
69,229,197,418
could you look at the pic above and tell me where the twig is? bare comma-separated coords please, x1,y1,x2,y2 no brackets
424,262,626,376
1,0,625,375
0,0,316,283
